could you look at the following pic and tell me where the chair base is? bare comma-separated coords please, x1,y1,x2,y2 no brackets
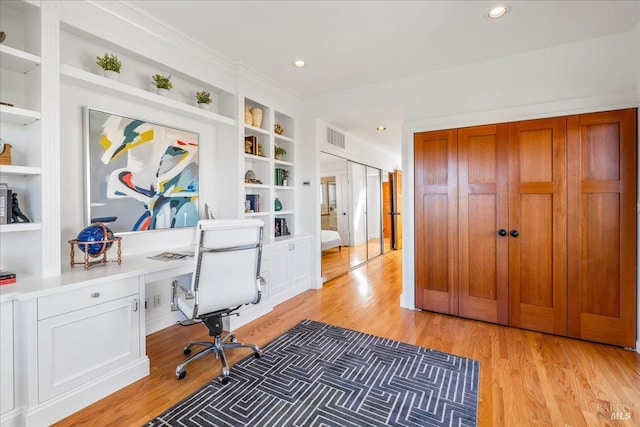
175,315,263,383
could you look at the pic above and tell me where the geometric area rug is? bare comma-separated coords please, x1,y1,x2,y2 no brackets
145,319,479,426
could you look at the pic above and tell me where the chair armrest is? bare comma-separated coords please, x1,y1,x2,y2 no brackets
171,279,195,312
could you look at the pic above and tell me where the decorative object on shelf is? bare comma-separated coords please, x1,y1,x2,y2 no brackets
274,124,284,135
244,169,262,184
96,52,122,80
250,107,263,128
245,136,257,155
281,169,289,186
274,197,283,212
244,199,253,213
195,90,211,108
0,102,13,107
244,106,253,125
152,74,173,96
68,222,122,270
256,142,264,157
0,138,11,165
86,108,199,233
274,145,286,160
10,193,30,223
0,31,5,44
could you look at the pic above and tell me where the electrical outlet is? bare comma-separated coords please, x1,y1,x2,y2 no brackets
154,294,161,308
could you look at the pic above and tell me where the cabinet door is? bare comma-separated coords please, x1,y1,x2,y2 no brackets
0,301,14,415
567,109,637,347
265,243,290,304
38,295,140,402
290,239,310,291
458,124,509,324
414,130,458,314
508,117,567,335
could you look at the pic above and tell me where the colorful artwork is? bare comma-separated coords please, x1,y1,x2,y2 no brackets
85,108,199,233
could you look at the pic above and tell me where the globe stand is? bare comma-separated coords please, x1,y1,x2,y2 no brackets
68,237,122,270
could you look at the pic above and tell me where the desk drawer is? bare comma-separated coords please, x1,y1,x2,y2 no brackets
38,277,139,320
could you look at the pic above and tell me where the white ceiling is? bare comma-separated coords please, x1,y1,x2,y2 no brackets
128,1,639,154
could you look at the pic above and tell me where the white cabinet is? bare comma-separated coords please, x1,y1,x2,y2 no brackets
264,237,310,306
37,285,141,402
0,300,14,417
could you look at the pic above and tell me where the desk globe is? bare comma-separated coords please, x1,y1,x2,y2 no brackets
76,222,114,257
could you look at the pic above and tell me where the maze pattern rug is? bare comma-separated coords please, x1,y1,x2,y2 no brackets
146,319,479,426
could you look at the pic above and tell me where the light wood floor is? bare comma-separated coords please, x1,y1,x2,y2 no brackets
56,250,640,426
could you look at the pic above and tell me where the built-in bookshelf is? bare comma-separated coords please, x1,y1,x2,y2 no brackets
242,97,296,240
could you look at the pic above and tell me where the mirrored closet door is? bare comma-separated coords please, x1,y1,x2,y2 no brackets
320,152,384,282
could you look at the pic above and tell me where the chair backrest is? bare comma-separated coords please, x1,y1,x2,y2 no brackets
190,219,264,318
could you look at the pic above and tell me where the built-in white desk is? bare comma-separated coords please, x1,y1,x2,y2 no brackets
0,235,311,427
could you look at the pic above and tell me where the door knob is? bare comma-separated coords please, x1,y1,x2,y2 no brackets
510,230,519,237
498,229,507,236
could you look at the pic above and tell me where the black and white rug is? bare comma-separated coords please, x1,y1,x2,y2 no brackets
146,320,479,427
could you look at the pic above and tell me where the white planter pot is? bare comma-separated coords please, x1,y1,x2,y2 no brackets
156,88,170,97
103,70,120,81
198,103,210,110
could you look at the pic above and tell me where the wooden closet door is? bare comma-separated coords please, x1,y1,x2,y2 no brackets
458,124,509,324
567,109,637,347
414,130,458,315
508,117,567,335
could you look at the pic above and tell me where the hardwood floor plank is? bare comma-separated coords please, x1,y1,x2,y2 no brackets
54,250,640,427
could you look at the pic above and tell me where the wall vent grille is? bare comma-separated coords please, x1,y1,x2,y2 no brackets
326,127,346,150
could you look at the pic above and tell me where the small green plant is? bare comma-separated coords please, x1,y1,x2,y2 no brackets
195,90,211,104
96,52,122,73
274,145,286,158
281,169,289,181
151,74,173,90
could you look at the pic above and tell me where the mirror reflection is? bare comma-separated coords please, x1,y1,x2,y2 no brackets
320,152,390,282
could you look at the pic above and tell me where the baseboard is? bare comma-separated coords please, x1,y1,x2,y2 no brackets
0,408,24,427
399,291,415,310
146,310,184,335
25,357,149,426
310,275,323,289
636,340,640,354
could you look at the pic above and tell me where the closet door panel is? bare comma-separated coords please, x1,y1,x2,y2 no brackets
414,130,458,314
508,117,567,335
458,124,508,323
567,109,636,347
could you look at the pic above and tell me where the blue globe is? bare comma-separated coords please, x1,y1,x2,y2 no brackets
77,223,115,256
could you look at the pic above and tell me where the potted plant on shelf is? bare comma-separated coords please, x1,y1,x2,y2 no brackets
281,169,290,186
151,74,173,96
274,145,286,160
195,90,212,109
96,52,122,80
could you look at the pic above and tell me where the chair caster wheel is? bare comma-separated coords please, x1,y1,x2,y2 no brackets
229,334,237,343
220,376,230,385
183,347,191,355
177,370,186,380
254,351,263,359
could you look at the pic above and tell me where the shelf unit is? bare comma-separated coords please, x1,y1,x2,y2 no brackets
0,0,43,278
242,98,296,240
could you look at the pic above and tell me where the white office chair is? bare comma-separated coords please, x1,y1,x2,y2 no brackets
170,219,265,384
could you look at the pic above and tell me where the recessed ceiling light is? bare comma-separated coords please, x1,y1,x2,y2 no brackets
293,59,306,68
376,127,387,131
488,5,508,19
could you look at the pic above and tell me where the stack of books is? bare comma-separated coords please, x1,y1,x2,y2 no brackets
0,269,16,285
0,182,10,224
274,217,290,237
245,194,261,212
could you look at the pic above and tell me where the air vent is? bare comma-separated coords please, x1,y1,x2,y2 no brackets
326,127,346,150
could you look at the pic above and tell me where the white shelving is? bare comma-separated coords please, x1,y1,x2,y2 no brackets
0,44,40,74
242,98,296,240
0,165,42,176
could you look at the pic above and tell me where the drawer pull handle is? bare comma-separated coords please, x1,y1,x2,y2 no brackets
90,292,101,298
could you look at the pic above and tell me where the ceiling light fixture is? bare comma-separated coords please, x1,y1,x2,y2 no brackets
376,127,387,131
488,5,508,19
293,59,306,68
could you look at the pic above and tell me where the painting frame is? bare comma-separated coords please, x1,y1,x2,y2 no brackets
84,107,200,234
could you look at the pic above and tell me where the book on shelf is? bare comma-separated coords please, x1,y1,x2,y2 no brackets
0,182,9,225
245,194,260,212
0,269,16,286
0,277,16,285
274,217,290,237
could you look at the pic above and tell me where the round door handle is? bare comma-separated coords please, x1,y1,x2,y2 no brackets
510,230,519,237
498,229,507,236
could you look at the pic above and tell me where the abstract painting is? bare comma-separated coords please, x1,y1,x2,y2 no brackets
85,108,199,233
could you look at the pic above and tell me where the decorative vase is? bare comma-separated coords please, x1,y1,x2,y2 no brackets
250,107,263,128
156,87,170,97
103,70,119,81
275,153,283,160
274,197,283,212
244,106,253,125
198,103,209,110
